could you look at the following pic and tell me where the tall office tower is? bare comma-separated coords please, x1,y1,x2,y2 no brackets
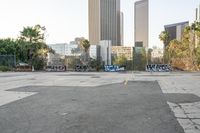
120,12,124,45
88,0,121,46
134,0,149,48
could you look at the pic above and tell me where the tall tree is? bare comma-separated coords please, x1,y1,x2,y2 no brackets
161,22,200,70
19,25,54,70
168,39,183,59
20,25,45,43
81,39,90,52
113,55,127,66
0,25,54,70
79,39,91,66
159,31,170,47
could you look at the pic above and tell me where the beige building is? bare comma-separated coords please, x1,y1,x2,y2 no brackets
88,0,121,46
134,0,149,48
112,46,133,60
151,47,164,63
151,47,163,59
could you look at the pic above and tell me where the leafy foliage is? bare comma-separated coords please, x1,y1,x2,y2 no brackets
20,25,46,43
81,39,90,52
80,39,91,65
0,66,12,72
0,25,54,70
159,31,170,46
160,21,200,71
113,55,127,66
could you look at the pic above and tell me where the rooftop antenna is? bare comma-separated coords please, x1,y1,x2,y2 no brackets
199,4,200,21
196,8,198,21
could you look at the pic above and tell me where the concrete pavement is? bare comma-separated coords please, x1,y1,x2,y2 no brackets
1,81,184,133
0,72,200,133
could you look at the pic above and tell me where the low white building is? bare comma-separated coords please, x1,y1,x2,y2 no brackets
98,40,112,65
47,53,65,66
151,47,163,59
49,43,66,56
49,43,98,65
49,43,81,56
151,47,164,64
65,43,81,56
89,45,97,59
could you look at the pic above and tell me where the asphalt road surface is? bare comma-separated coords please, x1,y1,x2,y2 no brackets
0,81,184,133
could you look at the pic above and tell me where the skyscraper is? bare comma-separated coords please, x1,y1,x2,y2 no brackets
134,0,149,48
88,0,121,46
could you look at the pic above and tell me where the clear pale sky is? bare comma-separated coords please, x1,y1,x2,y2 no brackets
0,0,199,48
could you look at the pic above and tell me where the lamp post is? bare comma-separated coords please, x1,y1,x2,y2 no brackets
145,47,149,70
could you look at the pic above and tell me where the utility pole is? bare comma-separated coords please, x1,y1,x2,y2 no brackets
196,8,198,21
145,47,149,71
199,4,200,21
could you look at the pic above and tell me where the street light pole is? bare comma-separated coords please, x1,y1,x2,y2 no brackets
145,47,149,71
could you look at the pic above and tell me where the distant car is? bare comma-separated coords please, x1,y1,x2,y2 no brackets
16,62,32,72
18,62,29,66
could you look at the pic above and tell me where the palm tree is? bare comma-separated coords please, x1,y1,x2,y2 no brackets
159,31,170,63
81,39,90,52
80,39,91,66
19,25,54,70
159,31,170,47
20,25,45,43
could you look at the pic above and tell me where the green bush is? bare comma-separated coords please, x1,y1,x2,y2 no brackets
0,66,12,72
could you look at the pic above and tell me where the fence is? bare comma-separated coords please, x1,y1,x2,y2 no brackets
146,64,171,72
0,55,16,67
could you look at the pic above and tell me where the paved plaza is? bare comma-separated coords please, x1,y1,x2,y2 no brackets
0,72,200,133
